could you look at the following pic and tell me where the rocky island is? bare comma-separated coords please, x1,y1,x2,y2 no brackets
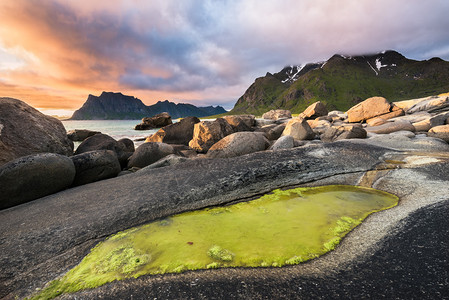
1,89,449,299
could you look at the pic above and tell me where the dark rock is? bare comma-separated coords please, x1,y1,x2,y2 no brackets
71,150,121,186
127,142,175,168
266,124,287,140
222,115,256,132
262,109,292,120
269,135,295,150
0,97,74,167
134,112,172,130
189,118,234,152
67,129,100,142
139,154,189,170
118,138,135,153
206,132,269,158
145,117,200,145
0,153,75,209
321,126,367,142
75,134,129,168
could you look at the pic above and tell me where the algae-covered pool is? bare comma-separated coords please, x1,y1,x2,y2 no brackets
33,185,398,299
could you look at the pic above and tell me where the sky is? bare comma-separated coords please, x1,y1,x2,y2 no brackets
1,0,449,116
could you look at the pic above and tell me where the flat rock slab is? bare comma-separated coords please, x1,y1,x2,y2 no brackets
1,142,448,299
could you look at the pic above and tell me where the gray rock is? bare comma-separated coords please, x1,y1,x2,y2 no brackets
347,134,449,152
128,142,175,168
269,135,295,150
206,132,269,158
140,154,189,170
118,138,135,153
254,119,276,127
402,95,449,114
75,134,129,168
0,97,74,166
146,116,200,145
365,121,415,134
0,153,75,209
282,118,315,140
266,124,287,140
262,109,292,120
67,129,100,142
427,124,449,142
321,125,367,142
71,150,121,186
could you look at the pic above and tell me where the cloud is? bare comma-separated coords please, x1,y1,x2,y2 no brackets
0,0,448,111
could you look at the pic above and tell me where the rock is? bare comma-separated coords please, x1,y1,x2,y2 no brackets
134,112,172,130
0,97,74,166
128,142,175,168
282,118,315,140
427,125,449,142
67,129,100,142
365,105,404,125
146,117,200,145
269,135,295,150
328,110,347,121
300,101,328,119
71,150,121,186
0,153,75,209
223,115,256,132
262,109,292,120
118,138,135,153
365,121,416,134
140,154,189,170
395,95,449,114
412,120,431,132
429,112,449,128
254,119,276,127
75,134,129,168
347,97,391,123
321,125,367,142
348,134,449,152
367,118,388,127
266,124,287,140
308,119,332,135
189,118,234,153
206,132,269,158
389,111,431,124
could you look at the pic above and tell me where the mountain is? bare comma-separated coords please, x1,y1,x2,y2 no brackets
231,50,449,115
70,92,227,120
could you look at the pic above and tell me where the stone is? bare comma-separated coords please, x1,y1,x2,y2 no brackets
282,118,315,140
0,153,75,209
262,109,292,120
206,132,269,158
348,134,449,152
412,120,431,132
328,110,347,121
365,121,416,134
146,117,200,145
396,95,449,114
389,111,431,124
254,119,276,127
134,112,172,130
71,150,121,186
223,115,256,132
127,142,175,168
67,129,100,142
269,135,295,150
367,118,388,127
365,105,404,125
429,112,449,128
300,101,328,119
189,118,234,153
118,138,135,153
75,134,130,168
321,125,367,142
308,119,332,135
427,125,449,142
347,97,391,123
266,124,287,140
0,97,74,166
140,154,189,170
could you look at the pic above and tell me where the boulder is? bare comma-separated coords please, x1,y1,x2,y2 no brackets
67,129,100,142
282,118,315,140
308,119,332,135
300,101,328,119
328,111,347,121
395,95,449,114
269,135,295,150
262,109,292,120
365,105,404,125
321,125,367,142
427,125,449,142
365,121,416,134
0,153,75,209
140,154,189,170
189,118,234,153
255,119,276,127
206,132,269,158
266,124,287,140
347,97,391,123
134,112,172,130
146,117,200,145
0,97,74,166
128,142,175,168
223,115,256,132
412,120,431,132
71,150,121,186
75,134,130,168
118,138,135,153
429,112,449,128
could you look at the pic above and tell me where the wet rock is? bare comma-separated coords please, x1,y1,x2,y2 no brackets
71,150,121,186
0,153,75,209
427,125,449,142
67,129,100,142
206,132,269,158
0,97,74,166
269,135,295,150
223,115,256,132
146,117,200,146
321,125,367,142
282,118,315,140
347,96,391,123
189,118,234,153
128,142,175,168
365,121,415,134
134,112,172,130
262,109,292,120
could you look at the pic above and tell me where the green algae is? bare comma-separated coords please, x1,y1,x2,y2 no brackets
32,185,398,299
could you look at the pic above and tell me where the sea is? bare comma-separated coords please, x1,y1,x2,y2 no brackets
61,120,159,148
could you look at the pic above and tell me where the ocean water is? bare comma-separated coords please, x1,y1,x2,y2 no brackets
62,120,159,147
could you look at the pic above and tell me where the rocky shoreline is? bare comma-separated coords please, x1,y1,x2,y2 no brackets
1,94,449,299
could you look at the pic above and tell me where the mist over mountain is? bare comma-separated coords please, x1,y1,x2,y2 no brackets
231,50,449,115
70,92,227,120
